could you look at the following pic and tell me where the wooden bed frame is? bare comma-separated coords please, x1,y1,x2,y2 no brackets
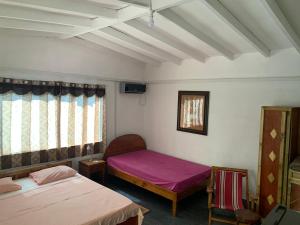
104,134,209,216
0,159,138,225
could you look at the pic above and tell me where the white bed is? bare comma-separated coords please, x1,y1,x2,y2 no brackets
0,174,143,225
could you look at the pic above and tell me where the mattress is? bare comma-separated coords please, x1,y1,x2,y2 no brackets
0,174,143,225
107,150,211,192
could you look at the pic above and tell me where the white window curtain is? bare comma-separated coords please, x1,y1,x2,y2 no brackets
0,92,104,157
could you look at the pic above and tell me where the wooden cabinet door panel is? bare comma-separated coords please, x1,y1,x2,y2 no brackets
259,110,287,217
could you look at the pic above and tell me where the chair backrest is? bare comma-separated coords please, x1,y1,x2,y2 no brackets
210,166,249,211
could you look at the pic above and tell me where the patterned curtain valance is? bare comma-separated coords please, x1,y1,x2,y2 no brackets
0,77,105,97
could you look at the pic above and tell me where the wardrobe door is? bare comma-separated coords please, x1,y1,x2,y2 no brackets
258,108,287,217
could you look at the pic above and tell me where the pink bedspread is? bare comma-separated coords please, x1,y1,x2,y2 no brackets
107,150,211,192
0,175,142,225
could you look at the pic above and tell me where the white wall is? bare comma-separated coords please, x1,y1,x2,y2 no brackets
0,33,145,82
0,34,146,145
143,49,300,192
143,78,300,192
115,89,146,137
145,48,300,81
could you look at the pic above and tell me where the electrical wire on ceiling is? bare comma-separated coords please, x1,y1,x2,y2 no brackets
148,0,155,27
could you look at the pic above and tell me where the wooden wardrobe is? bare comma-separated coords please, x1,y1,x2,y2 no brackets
257,106,300,217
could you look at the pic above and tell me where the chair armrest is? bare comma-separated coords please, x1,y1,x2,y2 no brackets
207,186,213,193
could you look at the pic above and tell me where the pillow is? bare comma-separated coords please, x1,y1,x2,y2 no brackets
30,166,77,185
0,177,22,194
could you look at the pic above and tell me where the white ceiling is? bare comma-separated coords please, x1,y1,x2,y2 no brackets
0,0,299,65
87,0,129,10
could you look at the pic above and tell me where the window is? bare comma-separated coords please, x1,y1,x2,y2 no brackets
0,93,104,156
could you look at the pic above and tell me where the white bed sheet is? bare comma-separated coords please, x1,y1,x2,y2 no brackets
0,174,143,225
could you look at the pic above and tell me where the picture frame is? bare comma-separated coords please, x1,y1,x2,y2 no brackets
177,91,209,135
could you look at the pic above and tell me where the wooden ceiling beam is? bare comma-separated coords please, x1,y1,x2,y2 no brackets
0,17,76,34
0,4,93,27
61,0,194,39
0,18,78,34
0,0,117,18
202,0,270,57
125,19,207,62
119,0,148,8
159,9,235,60
262,0,300,54
95,28,182,64
119,0,194,10
80,33,162,66
60,6,148,39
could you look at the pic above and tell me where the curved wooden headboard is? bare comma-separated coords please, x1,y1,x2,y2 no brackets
103,134,146,160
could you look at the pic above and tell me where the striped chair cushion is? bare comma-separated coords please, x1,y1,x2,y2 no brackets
215,170,244,211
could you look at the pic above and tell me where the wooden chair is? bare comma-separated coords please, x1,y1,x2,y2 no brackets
207,166,260,225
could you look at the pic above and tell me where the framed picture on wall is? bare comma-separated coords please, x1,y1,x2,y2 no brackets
177,91,210,135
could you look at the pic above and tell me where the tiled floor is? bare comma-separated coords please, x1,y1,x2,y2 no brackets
105,176,212,225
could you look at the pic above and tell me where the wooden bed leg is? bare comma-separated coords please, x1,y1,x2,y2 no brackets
172,199,177,216
208,208,212,225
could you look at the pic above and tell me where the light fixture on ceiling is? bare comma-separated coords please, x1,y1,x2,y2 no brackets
148,0,155,28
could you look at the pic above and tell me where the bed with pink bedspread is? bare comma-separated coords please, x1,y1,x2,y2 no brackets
0,173,143,225
104,134,211,216
107,150,211,192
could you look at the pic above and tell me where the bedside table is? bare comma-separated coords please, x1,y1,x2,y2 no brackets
79,159,105,183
